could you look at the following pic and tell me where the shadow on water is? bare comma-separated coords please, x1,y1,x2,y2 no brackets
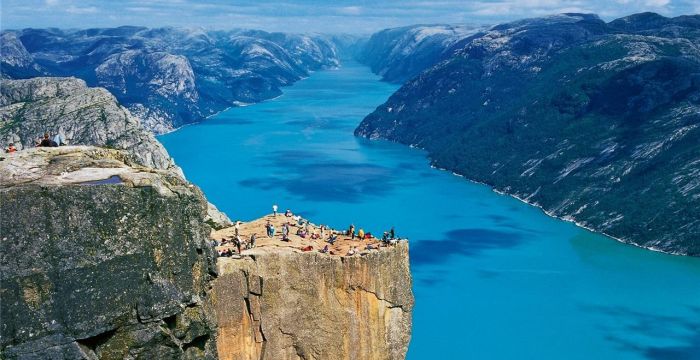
410,228,527,267
239,149,400,203
485,213,540,234
581,305,700,360
238,163,396,202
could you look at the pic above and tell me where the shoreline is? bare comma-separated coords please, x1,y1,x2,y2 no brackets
385,139,691,258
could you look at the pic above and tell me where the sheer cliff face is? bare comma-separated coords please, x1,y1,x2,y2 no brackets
0,147,218,359
357,13,700,255
0,77,173,170
213,245,414,360
1,27,340,133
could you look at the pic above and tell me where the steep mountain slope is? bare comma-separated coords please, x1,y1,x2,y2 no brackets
357,13,700,255
0,77,173,170
1,27,340,133
358,24,481,83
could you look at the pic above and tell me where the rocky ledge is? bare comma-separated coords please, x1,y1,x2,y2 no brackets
0,146,218,359
212,243,413,360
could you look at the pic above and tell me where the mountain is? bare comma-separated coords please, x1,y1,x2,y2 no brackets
0,77,173,170
358,24,482,83
356,13,700,255
1,27,340,133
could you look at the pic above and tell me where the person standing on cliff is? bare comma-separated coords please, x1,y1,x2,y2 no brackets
234,221,240,237
249,233,257,249
282,223,290,241
272,204,278,217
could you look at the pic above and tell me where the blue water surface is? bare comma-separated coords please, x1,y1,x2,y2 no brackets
159,61,700,360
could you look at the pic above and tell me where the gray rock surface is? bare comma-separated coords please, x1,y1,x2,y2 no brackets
0,146,219,359
0,77,174,170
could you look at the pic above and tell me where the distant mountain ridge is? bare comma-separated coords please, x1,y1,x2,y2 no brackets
357,12,700,255
1,27,340,133
358,24,482,83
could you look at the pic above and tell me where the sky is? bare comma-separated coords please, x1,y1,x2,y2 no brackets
1,0,699,33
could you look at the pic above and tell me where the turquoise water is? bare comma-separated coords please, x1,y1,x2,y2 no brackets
159,61,700,359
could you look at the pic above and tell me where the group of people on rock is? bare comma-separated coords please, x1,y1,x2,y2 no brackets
3,133,67,154
218,228,257,257
217,205,402,259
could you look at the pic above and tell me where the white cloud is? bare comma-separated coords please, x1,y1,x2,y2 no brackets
615,0,670,7
644,0,670,6
65,6,98,14
126,7,154,12
338,6,363,15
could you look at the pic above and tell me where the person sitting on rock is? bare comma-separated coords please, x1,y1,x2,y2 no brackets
346,246,357,256
296,228,307,238
358,228,365,240
320,244,330,254
37,133,55,147
285,209,292,217
327,233,338,244
301,245,313,252
5,143,17,153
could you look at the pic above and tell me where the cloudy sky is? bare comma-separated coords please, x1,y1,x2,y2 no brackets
2,0,698,33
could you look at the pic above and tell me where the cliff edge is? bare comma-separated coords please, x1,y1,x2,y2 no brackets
213,244,413,360
0,147,218,359
211,215,413,360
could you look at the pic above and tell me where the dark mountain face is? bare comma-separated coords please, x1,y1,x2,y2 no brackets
357,13,700,255
1,27,340,133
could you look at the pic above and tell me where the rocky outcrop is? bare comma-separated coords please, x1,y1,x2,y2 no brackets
212,244,413,360
0,77,174,170
1,27,341,133
0,146,218,359
357,13,700,255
